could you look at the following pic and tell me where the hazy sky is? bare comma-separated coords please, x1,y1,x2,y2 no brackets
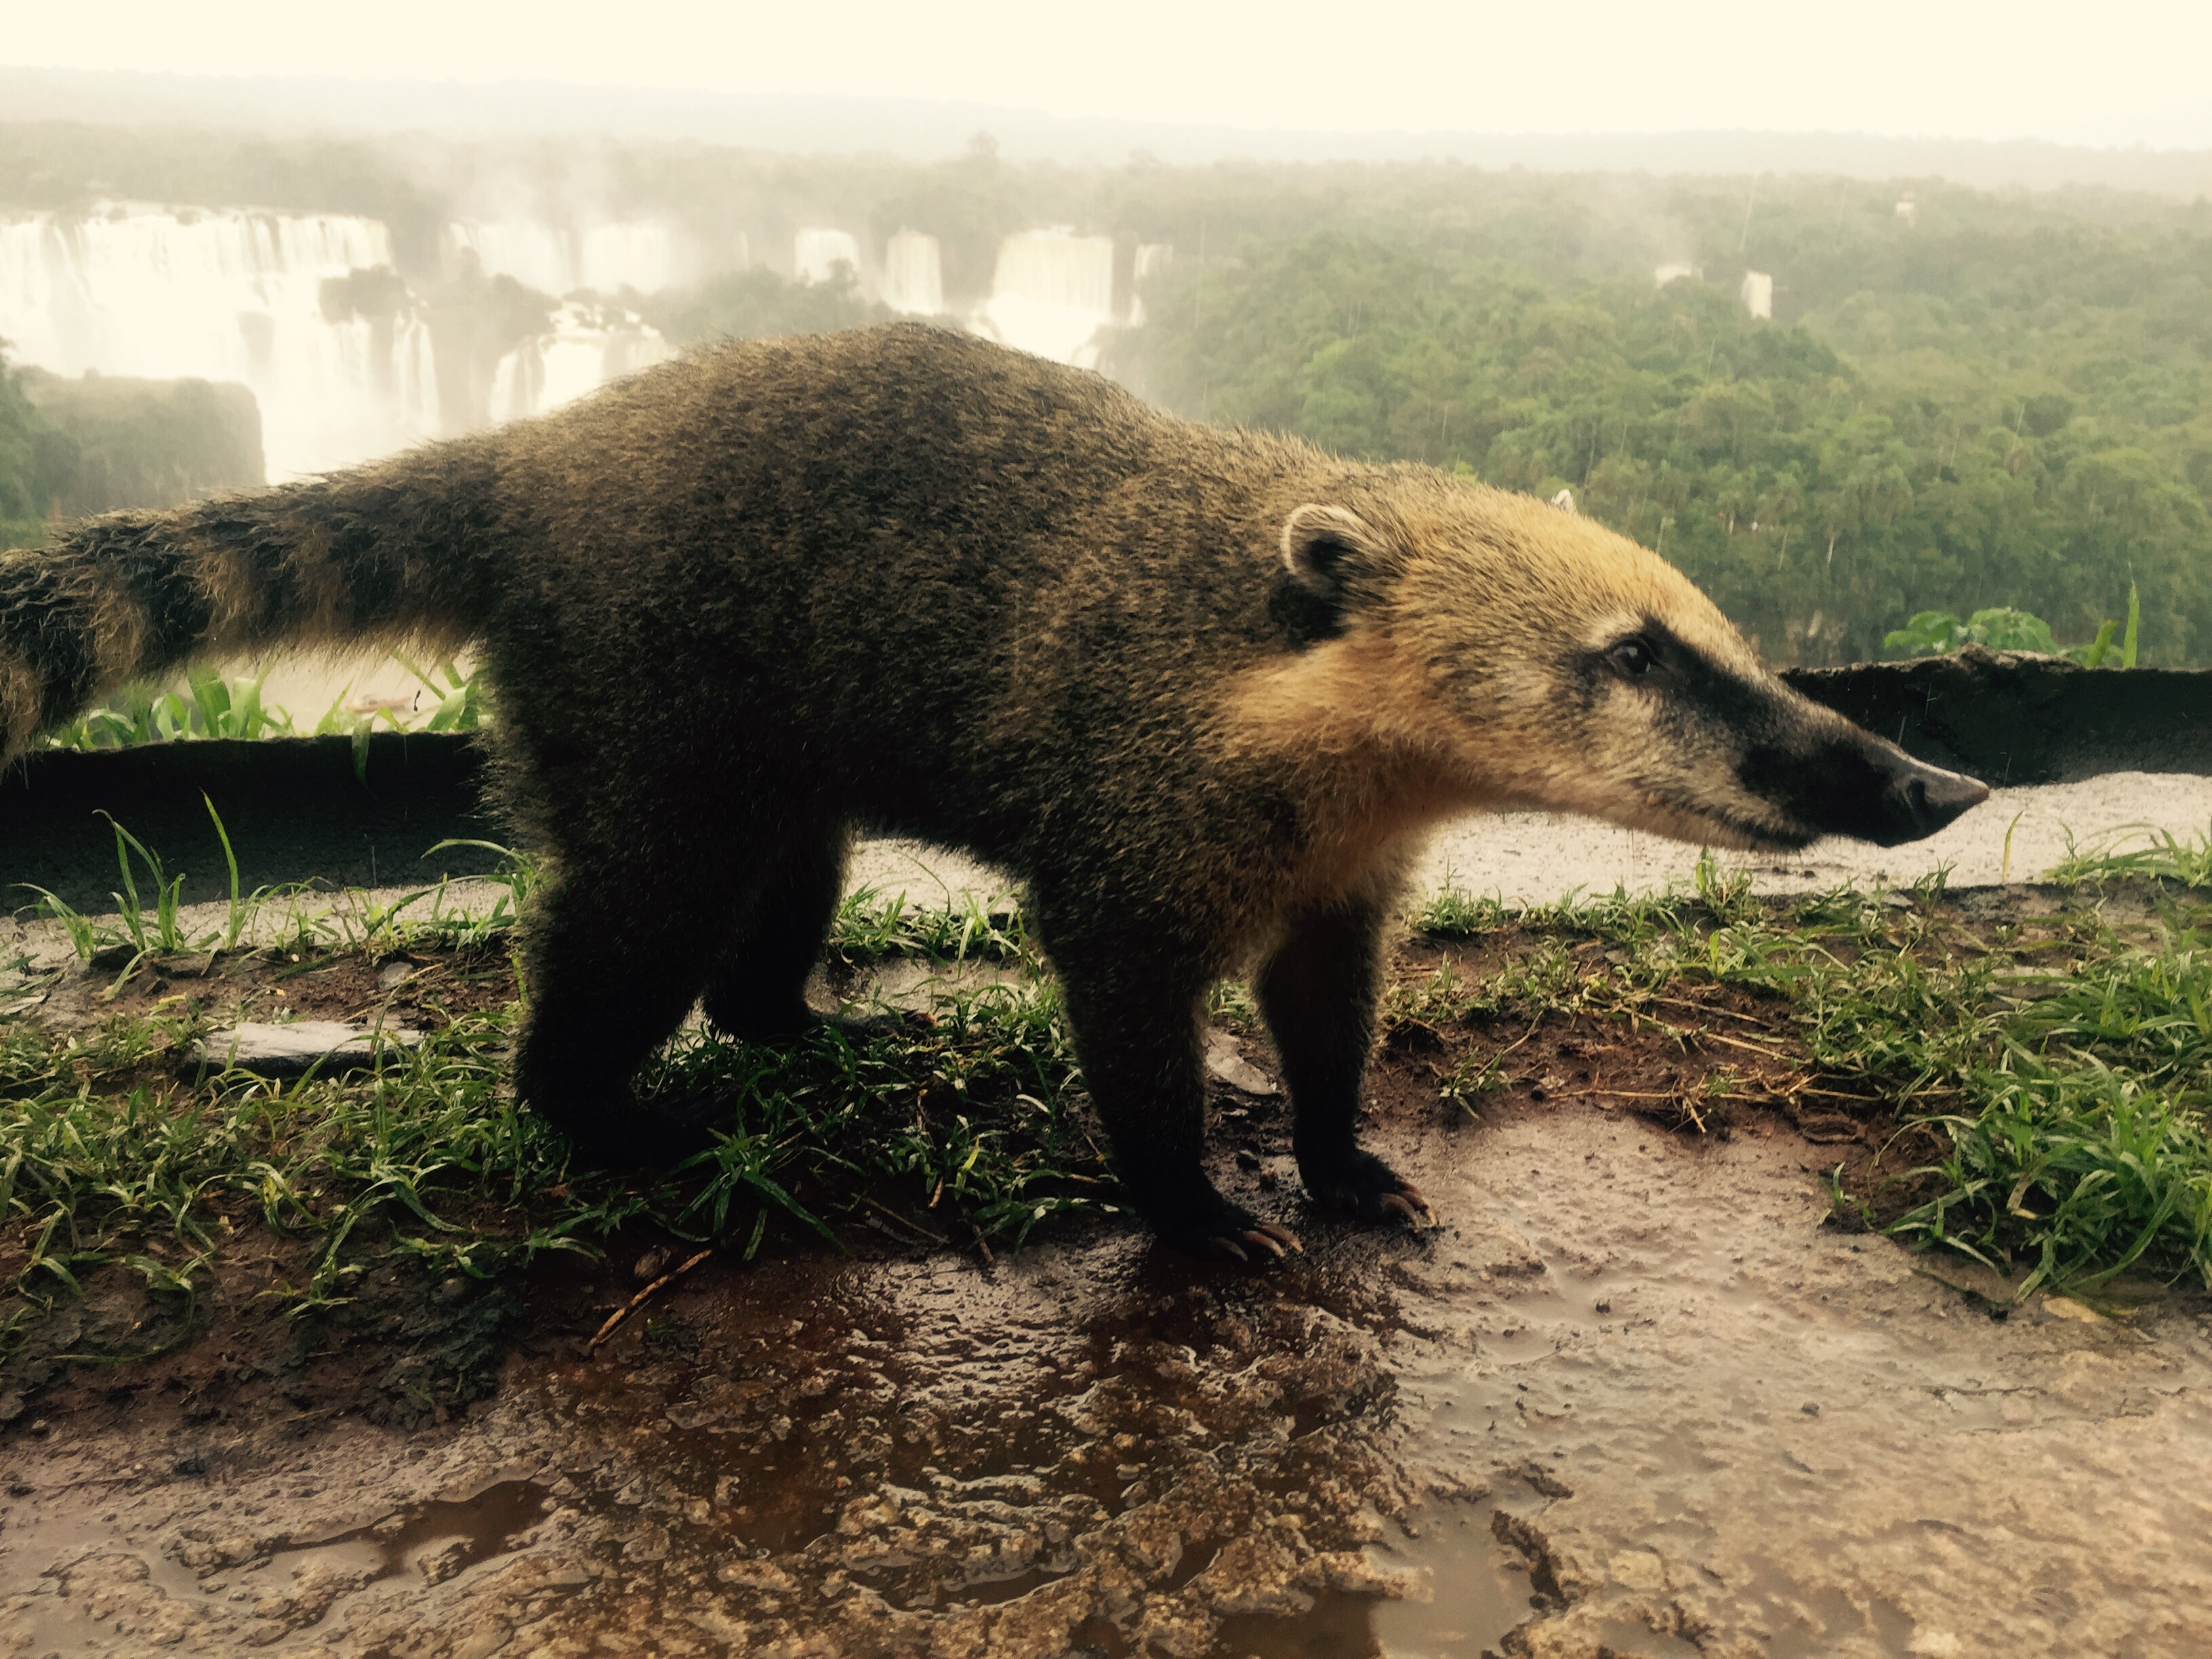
10,1,2211,148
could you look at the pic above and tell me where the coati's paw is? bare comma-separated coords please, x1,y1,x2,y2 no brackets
560,1090,729,1169
1153,1190,1305,1265
1304,1148,1439,1229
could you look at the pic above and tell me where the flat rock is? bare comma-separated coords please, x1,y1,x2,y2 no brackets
1204,1029,1279,1095
188,1021,422,1078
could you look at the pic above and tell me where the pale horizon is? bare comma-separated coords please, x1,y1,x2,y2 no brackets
8,0,2212,151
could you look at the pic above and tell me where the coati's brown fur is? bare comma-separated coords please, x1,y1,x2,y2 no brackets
1,325,1984,1255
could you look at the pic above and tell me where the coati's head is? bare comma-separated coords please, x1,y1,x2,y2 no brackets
1263,476,1986,851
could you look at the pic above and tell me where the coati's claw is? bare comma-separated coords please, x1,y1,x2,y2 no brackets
1305,1149,1439,1229
1207,1223,1300,1264
1239,1226,1293,1261
1379,1191,1432,1228
1159,1189,1301,1265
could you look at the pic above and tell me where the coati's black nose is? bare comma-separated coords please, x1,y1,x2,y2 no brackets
1869,754,1989,845
1742,722,1991,848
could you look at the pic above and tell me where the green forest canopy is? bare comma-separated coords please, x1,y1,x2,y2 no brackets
0,354,263,542
1107,211,2212,665
4,121,2209,662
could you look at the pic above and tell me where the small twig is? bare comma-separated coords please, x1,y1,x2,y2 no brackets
587,1248,712,1352
1645,993,1780,1030
1560,1086,1710,1131
861,1195,947,1244
970,1223,996,1268
1689,1030,1796,1062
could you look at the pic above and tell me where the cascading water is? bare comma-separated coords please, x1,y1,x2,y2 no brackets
794,228,863,286
489,301,673,423
976,229,1117,367
0,205,688,486
443,221,693,297
0,205,438,480
1126,242,1172,327
441,221,575,297
882,231,943,316
1,202,1164,495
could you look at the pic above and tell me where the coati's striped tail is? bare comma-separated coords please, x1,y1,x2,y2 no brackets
0,447,496,760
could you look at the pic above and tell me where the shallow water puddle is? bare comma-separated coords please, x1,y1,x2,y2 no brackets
1374,1109,2212,1656
269,1476,554,1588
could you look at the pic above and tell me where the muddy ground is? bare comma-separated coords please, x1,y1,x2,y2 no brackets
5,922,2212,1658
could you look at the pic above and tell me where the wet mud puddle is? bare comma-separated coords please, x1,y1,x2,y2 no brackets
1377,1112,2212,1658
9,1106,2212,1656
1,1225,1523,1658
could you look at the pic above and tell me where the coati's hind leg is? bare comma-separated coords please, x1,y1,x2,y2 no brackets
1255,895,1437,1229
1050,943,1303,1263
701,827,851,1041
510,857,734,1166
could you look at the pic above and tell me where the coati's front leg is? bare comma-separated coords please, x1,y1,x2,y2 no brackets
1053,953,1302,1262
1256,896,1436,1228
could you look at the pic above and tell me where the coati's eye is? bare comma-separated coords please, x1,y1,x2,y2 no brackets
1608,636,1657,677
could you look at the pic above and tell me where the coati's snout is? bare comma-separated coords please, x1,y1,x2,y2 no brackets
1737,703,1990,848
1576,617,1991,851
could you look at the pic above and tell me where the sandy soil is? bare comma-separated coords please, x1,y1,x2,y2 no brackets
844,774,2212,915
1418,772,2212,907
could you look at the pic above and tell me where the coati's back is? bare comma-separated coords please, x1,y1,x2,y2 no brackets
466,325,1345,860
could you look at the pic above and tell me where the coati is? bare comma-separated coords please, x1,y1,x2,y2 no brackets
0,323,1987,1258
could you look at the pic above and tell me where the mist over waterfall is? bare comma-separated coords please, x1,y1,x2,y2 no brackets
0,207,439,480
0,205,695,480
0,190,1155,492
444,220,695,298
489,301,672,424
794,228,863,286
977,230,1117,367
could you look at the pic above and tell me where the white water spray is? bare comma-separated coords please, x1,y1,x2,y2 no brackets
443,221,693,296
882,231,944,315
0,205,438,479
794,228,863,287
976,229,1117,367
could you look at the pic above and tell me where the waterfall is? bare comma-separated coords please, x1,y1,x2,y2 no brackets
882,231,943,315
976,229,1116,367
579,224,689,294
1126,242,1172,327
443,221,573,295
0,205,438,480
445,221,692,296
489,301,673,424
794,228,863,286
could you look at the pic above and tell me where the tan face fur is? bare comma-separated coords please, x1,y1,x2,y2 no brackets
1223,472,1986,867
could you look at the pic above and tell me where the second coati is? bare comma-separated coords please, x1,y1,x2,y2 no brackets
0,325,1986,1258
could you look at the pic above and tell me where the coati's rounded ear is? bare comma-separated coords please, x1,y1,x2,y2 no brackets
1279,504,1386,598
